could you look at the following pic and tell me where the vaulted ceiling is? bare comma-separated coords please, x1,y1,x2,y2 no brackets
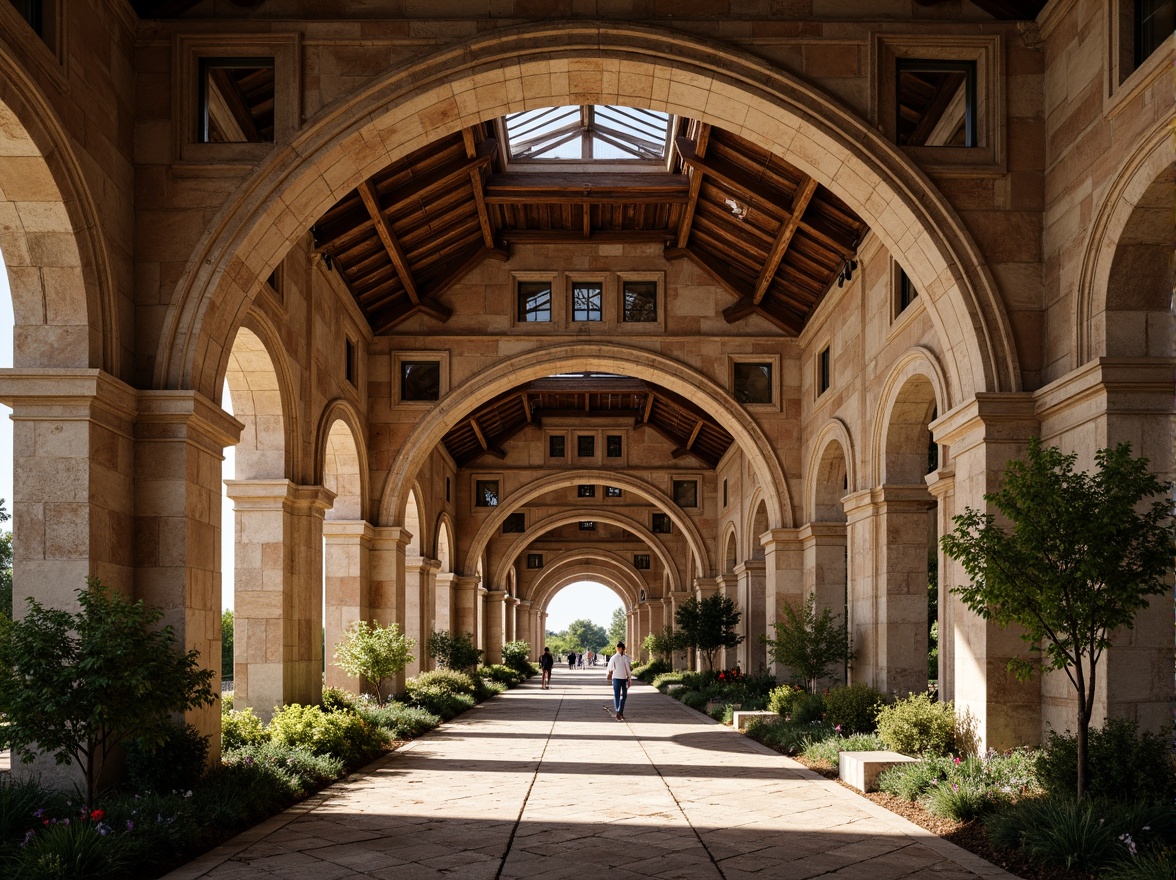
441,374,734,468
311,118,870,335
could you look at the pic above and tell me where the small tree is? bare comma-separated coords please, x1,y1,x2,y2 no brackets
0,578,216,803
607,606,627,645
762,593,851,693
675,593,743,671
941,439,1174,802
642,626,687,664
221,609,234,682
426,630,482,671
333,620,414,703
501,639,531,674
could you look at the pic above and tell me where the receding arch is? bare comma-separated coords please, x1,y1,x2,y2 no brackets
380,343,792,534
528,551,646,611
435,514,455,572
748,498,769,561
315,399,369,522
873,347,949,486
0,49,118,374
723,527,738,573
491,509,680,593
223,320,292,480
1075,120,1175,366
162,23,1017,413
404,484,425,557
806,419,855,523
463,468,713,580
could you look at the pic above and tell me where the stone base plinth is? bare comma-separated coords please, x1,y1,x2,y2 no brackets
838,751,919,792
732,710,779,730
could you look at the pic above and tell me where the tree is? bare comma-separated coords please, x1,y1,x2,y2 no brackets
0,500,11,621
221,609,234,682
333,620,414,703
675,593,743,671
543,630,574,657
0,578,217,803
566,618,608,652
642,626,687,664
941,439,1174,802
607,606,627,645
426,630,482,671
762,593,851,693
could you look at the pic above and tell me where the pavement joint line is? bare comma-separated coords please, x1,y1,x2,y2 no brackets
493,680,564,879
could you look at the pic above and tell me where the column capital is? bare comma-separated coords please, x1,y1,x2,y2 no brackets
717,573,738,589
925,466,956,500
136,388,243,454
694,576,720,597
322,519,376,542
797,521,848,545
291,484,336,515
405,555,442,575
224,478,297,507
485,589,508,601
454,575,481,592
0,368,138,423
733,559,765,577
370,526,414,552
931,392,1036,452
517,599,532,608
760,528,802,551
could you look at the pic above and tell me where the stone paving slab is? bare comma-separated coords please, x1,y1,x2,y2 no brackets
165,672,1019,880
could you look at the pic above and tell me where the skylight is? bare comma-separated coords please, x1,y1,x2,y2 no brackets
504,106,671,162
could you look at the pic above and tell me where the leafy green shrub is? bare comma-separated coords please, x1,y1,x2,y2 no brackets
198,756,305,824
1035,718,1176,803
633,659,671,682
126,720,209,794
357,701,440,739
680,691,709,711
651,672,688,692
221,706,269,751
501,640,531,675
407,686,476,720
407,669,478,698
923,777,996,822
0,775,60,845
744,718,835,755
875,692,958,756
767,683,804,715
268,704,388,766
802,732,886,770
477,664,519,686
823,683,887,735
426,631,482,671
223,741,344,792
321,686,361,713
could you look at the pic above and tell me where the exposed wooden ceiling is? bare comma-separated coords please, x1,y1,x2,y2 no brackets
441,374,734,468
312,118,869,335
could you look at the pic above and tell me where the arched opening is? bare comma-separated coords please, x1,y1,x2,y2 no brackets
542,580,625,667
320,415,366,691
724,531,737,574
807,435,851,687
404,488,423,557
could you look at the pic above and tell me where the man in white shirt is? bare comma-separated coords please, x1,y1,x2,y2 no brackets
604,641,633,721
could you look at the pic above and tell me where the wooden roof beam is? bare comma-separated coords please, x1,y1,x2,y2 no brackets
463,128,507,258
721,296,805,334
468,416,506,460
673,122,711,249
753,175,818,305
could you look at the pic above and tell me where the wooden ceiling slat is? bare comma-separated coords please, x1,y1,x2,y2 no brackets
484,172,690,204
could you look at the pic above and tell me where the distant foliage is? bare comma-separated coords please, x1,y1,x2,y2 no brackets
221,609,234,681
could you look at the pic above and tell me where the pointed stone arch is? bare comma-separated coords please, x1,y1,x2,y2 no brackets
463,468,713,580
161,23,1018,414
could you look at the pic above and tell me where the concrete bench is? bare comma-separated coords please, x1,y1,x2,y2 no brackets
838,750,919,792
732,710,779,731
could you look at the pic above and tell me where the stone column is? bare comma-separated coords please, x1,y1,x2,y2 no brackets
454,575,480,639
799,522,849,687
369,526,411,694
484,590,508,664
715,573,737,670
665,592,690,669
760,530,802,679
538,610,548,651
404,555,440,678
322,520,373,692
516,599,533,649
934,393,1039,750
505,595,519,643
224,480,333,720
134,390,241,757
733,561,766,673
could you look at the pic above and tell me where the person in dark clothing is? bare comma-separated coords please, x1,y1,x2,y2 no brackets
567,651,576,670
539,646,554,689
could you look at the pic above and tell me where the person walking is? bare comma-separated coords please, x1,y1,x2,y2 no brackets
576,652,584,669
539,647,554,689
567,650,576,670
604,641,633,721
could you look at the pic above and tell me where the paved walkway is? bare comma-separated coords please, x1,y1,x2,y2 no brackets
167,671,1015,880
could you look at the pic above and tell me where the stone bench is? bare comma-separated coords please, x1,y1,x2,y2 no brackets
838,750,919,792
732,710,779,730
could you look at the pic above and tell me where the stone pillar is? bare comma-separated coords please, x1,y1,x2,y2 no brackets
876,485,935,698
224,480,333,721
434,571,457,636
799,522,849,688
369,526,411,694
454,575,481,640
134,390,242,756
538,610,548,651
484,589,508,664
761,530,803,679
934,393,1040,750
516,599,533,649
733,561,766,673
323,520,373,692
715,574,736,670
404,555,440,678
665,592,690,668
505,595,519,643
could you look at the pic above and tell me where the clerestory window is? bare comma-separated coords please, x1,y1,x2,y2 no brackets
503,106,671,163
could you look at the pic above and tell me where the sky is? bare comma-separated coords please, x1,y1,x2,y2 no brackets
0,255,622,631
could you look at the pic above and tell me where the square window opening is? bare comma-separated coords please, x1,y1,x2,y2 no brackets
672,480,698,509
733,362,773,405
1135,1,1175,69
401,361,441,402
549,435,566,458
896,59,976,148
199,57,276,144
345,339,357,387
518,280,552,322
503,512,526,534
651,513,672,534
622,280,658,322
634,554,651,570
579,521,596,531
605,486,623,498
606,435,622,457
526,554,544,569
571,281,603,322
445,477,451,503
577,435,595,457
475,480,500,507
577,484,596,498
722,479,728,508
898,269,918,314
